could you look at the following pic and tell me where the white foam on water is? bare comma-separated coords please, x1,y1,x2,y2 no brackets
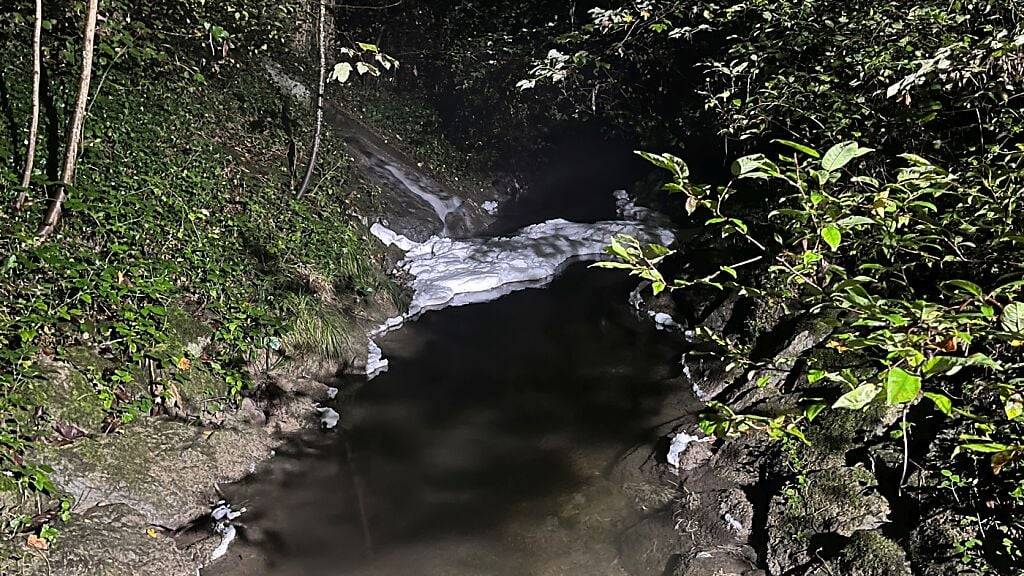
383,163,462,233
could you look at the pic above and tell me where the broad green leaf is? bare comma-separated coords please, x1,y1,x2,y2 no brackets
356,42,380,53
821,225,841,251
960,442,1012,454
731,154,779,178
836,215,875,227
635,151,689,181
356,62,381,76
899,153,933,167
332,62,353,83
942,279,985,299
590,261,635,270
924,392,952,415
772,139,820,158
685,196,699,215
821,141,873,172
1006,394,1024,421
1001,302,1024,334
885,368,921,405
804,403,827,421
833,383,881,410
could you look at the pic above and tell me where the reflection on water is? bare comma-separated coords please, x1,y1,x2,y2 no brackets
206,264,685,576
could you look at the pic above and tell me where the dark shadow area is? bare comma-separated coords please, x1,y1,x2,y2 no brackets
485,125,649,235
40,63,60,185
0,69,22,173
210,263,686,575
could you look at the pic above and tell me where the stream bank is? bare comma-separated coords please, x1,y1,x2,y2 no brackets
5,53,923,576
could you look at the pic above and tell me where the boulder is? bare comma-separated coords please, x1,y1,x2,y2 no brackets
767,465,890,574
4,504,195,576
802,531,911,576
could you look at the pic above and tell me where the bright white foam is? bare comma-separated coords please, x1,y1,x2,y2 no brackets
383,164,462,232
398,218,675,316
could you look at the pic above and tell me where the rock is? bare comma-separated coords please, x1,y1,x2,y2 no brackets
906,510,981,576
671,548,763,576
699,292,740,334
803,531,911,576
5,504,195,576
719,488,754,540
667,432,713,473
43,420,275,528
700,435,765,487
33,354,115,432
731,323,832,411
237,398,267,427
767,466,891,575
269,373,332,399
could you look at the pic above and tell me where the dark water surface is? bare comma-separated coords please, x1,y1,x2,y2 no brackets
206,264,685,576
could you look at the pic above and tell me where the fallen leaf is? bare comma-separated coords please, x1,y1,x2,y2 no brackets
26,534,48,551
177,357,192,371
146,528,158,538
53,421,87,441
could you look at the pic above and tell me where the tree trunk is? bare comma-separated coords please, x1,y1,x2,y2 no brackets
296,0,326,197
38,0,98,239
13,0,43,211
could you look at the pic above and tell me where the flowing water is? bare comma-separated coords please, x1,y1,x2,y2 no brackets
214,68,687,575
206,264,685,576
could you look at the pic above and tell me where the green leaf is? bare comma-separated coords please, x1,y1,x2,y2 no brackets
731,154,779,178
1001,302,1024,334
836,215,875,228
821,225,841,251
590,261,635,270
804,403,827,422
961,442,1012,454
943,279,985,299
356,62,381,76
885,368,921,405
332,62,353,83
833,383,881,410
1005,394,1024,421
821,141,873,172
899,153,933,166
772,139,820,158
685,196,699,215
924,392,952,415
636,151,689,181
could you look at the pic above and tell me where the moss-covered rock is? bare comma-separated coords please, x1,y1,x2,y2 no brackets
768,465,891,574
32,353,111,432
3,504,196,576
39,419,277,527
161,306,214,359
804,531,911,576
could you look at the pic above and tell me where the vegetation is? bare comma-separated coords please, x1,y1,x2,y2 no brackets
0,0,395,544
544,1,1024,572
3,0,1023,572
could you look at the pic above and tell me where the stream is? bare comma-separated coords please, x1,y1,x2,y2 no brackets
208,68,688,575
207,263,685,576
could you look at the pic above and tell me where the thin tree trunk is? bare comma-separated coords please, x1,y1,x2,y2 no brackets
38,0,98,239
296,0,326,197
14,0,43,211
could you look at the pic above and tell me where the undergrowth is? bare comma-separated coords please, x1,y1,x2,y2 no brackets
0,56,391,507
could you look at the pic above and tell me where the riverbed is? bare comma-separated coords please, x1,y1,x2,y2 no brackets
205,260,686,575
